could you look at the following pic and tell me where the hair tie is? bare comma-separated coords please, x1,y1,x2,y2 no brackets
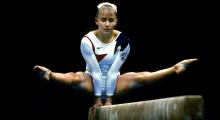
97,2,117,13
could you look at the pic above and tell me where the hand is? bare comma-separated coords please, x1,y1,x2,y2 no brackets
91,101,103,120
104,96,113,106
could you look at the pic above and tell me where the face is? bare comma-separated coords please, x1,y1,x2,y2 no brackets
95,11,117,35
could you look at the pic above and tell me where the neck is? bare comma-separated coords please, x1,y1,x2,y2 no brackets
96,30,114,44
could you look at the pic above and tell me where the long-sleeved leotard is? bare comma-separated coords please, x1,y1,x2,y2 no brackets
80,31,130,99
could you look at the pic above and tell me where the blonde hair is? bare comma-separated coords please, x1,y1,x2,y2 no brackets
96,2,117,17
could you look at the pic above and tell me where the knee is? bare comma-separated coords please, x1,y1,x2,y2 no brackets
65,72,83,84
137,71,151,80
134,72,152,84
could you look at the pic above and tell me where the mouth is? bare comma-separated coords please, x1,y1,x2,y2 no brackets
104,29,110,32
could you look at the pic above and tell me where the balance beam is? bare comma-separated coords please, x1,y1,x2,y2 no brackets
88,95,204,120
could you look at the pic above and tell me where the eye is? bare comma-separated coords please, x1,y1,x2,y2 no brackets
101,18,107,22
109,18,115,22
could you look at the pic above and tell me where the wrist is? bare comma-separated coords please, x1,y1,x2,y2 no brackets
105,96,113,106
94,96,102,103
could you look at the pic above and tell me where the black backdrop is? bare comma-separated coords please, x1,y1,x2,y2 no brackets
8,0,216,120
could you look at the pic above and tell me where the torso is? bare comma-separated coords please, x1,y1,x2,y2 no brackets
93,30,120,44
81,30,130,99
84,31,121,71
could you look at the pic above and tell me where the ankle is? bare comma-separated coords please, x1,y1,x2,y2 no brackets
174,63,185,74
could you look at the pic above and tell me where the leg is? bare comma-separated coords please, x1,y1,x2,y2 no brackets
33,65,94,94
114,58,198,97
33,65,100,119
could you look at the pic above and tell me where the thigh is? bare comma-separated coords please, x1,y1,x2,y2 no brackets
114,72,144,97
74,72,94,95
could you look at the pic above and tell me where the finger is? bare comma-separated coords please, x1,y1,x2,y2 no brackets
93,109,96,120
92,106,97,120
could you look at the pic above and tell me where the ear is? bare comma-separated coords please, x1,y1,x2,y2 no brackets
95,17,99,25
115,18,118,25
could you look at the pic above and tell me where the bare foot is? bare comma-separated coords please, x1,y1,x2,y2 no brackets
33,65,51,81
174,58,198,74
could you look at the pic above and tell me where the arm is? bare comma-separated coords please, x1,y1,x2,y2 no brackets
106,44,130,96
80,38,103,97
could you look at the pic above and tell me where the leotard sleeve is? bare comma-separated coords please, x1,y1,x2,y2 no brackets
80,37,102,97
106,40,130,96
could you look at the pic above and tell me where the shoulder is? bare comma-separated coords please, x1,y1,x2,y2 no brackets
81,31,95,43
113,30,129,40
113,30,120,36
116,32,129,44
81,35,92,47
84,31,94,38
114,31,130,51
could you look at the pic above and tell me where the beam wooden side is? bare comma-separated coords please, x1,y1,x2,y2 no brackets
88,95,204,120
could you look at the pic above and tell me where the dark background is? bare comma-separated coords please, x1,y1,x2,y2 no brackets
7,0,216,120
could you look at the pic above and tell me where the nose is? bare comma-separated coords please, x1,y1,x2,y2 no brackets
105,21,109,27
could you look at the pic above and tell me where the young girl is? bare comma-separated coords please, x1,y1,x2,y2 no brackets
33,2,198,119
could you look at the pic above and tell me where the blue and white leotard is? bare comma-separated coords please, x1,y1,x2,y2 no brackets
80,31,130,99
